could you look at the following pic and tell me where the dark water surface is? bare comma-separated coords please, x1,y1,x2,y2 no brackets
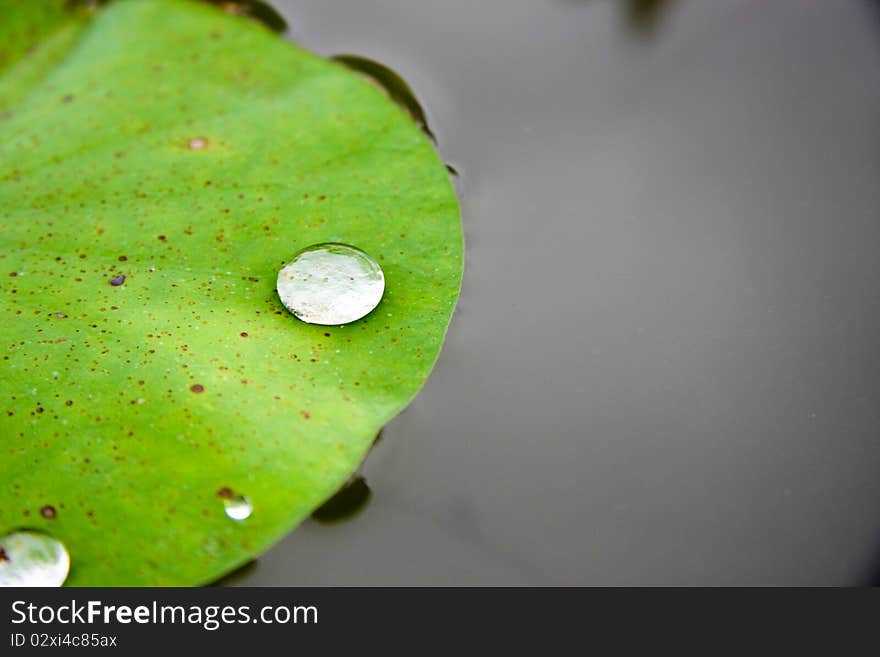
233,0,880,585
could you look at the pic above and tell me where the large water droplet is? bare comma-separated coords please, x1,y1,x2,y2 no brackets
277,243,385,325
0,531,70,587
223,495,253,521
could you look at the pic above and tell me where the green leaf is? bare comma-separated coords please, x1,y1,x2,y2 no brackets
0,0,462,585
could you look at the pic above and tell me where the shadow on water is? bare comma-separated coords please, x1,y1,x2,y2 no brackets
200,1,287,32
212,474,373,585
216,429,378,584
309,429,380,525
329,55,461,182
331,54,436,142
563,0,677,37
329,56,462,184
620,0,676,35
311,476,372,524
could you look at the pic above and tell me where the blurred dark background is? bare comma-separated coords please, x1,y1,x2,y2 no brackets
225,0,880,586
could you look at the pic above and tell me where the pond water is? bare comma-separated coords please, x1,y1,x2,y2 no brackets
232,0,880,585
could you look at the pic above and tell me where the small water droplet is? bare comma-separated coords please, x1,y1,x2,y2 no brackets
223,495,252,521
0,531,70,587
277,243,384,325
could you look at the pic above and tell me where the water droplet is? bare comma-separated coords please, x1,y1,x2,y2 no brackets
223,495,252,521
0,531,70,587
277,243,384,325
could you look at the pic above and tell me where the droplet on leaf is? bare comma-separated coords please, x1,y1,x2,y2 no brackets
0,531,70,587
277,243,384,325
223,495,252,521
